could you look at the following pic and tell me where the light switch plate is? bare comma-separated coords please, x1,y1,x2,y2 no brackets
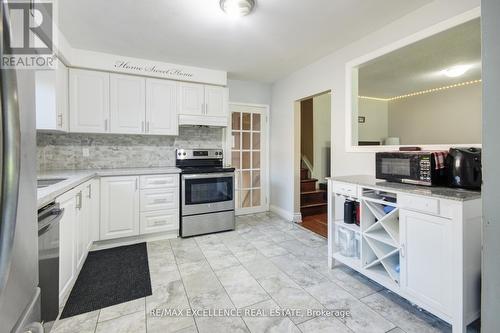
82,147,90,157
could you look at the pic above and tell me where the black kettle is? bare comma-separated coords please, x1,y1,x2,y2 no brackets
446,148,482,190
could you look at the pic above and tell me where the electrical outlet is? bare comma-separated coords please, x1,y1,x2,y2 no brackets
82,148,90,157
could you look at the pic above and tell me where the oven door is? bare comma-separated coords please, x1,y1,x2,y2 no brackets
181,173,235,216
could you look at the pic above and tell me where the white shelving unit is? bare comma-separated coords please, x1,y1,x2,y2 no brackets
361,187,400,285
328,178,482,333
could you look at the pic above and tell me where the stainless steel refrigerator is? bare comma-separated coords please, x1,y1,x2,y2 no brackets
0,1,42,332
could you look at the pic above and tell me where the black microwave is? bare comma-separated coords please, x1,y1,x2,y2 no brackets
375,152,446,186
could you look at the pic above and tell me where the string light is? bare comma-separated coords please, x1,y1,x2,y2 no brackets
359,79,482,102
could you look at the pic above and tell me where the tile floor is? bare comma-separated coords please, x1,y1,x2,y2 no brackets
52,212,478,333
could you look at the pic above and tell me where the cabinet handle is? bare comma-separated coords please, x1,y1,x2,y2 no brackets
88,184,92,199
141,121,145,133
57,114,63,127
135,178,138,191
146,121,150,133
201,103,204,114
204,103,208,115
400,244,406,258
104,119,109,131
76,192,83,209
153,198,167,204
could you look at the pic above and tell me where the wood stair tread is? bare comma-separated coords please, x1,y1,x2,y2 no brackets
301,190,326,195
301,178,318,183
301,202,328,209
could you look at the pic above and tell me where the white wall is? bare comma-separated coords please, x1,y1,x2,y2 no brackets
358,99,388,143
228,79,272,105
481,0,500,330
312,93,331,183
388,82,482,144
270,0,480,218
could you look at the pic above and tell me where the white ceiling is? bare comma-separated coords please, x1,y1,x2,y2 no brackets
58,0,433,83
359,18,481,98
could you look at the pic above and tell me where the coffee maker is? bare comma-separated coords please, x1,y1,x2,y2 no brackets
446,148,482,190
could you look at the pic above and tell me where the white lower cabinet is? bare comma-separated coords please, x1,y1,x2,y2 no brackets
140,188,178,211
329,180,481,333
99,174,179,240
56,173,178,302
57,190,78,301
100,176,140,240
400,209,453,317
89,179,101,243
140,210,178,234
75,189,87,269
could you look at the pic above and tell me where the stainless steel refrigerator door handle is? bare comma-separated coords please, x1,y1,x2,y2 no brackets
0,1,22,296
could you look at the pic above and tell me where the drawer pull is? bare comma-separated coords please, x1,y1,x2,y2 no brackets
153,220,166,226
153,198,168,204
152,180,168,184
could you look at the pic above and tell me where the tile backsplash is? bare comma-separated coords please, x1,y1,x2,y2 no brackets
37,126,224,171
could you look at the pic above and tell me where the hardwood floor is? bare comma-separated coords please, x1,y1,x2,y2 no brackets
300,213,327,238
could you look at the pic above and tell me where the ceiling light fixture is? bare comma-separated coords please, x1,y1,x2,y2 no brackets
220,0,255,17
441,64,472,78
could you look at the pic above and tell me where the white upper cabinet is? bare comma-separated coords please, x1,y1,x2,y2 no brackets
179,82,205,116
110,74,146,134
68,68,228,133
205,85,228,117
69,69,110,133
36,58,69,131
146,79,179,135
179,83,229,126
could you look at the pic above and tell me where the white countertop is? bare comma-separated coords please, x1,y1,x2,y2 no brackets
37,167,181,208
329,175,481,201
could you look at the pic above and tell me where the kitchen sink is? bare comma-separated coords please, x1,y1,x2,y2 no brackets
37,178,67,189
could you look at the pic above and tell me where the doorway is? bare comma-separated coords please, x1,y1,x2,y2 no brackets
297,91,331,237
229,103,269,215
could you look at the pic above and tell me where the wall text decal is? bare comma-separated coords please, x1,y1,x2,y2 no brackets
114,60,194,79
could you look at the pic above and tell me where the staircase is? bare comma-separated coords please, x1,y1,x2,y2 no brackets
300,168,327,237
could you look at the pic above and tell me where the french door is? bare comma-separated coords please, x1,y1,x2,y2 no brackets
229,104,269,215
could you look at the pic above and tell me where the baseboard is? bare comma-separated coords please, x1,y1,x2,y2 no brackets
270,205,292,221
270,205,302,223
293,212,303,223
91,230,179,251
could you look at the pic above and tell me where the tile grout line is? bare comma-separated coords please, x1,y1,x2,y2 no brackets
228,219,318,329
168,239,200,333
193,235,254,333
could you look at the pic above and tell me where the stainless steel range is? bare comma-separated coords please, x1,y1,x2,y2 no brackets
176,149,235,237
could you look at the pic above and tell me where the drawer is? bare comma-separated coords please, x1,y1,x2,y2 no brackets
140,209,179,234
140,188,178,212
332,181,358,197
399,194,440,216
140,174,178,189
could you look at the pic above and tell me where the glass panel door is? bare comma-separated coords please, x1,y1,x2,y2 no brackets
230,104,268,215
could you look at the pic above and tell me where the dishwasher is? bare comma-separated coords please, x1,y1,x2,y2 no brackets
38,202,64,326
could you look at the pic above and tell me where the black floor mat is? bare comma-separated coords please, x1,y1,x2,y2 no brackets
60,243,152,319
